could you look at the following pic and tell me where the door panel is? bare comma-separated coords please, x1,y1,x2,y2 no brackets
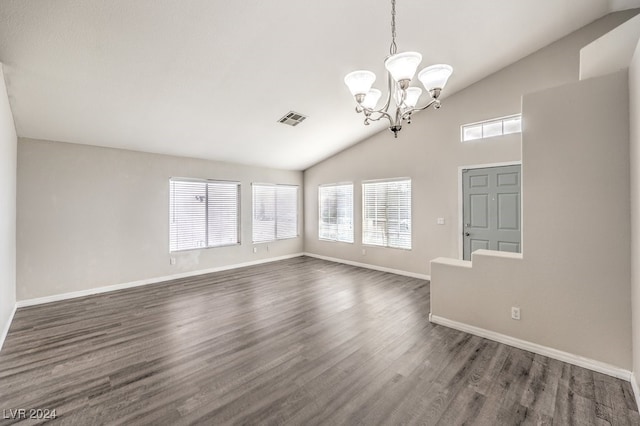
471,239,490,252
498,241,520,252
470,175,489,187
497,193,519,230
463,165,521,260
497,172,519,186
470,194,489,228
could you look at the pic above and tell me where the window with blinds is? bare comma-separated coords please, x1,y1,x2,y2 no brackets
319,183,354,243
169,178,240,252
252,184,298,243
362,179,412,249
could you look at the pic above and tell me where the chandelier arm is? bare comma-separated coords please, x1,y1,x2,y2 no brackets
355,102,391,118
400,98,438,119
354,74,397,125
364,109,393,123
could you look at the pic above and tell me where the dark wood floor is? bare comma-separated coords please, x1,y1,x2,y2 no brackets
0,256,638,425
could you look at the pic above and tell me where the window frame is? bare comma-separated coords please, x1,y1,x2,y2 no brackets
362,177,412,250
169,177,241,253
318,182,354,244
252,183,299,243
461,114,522,142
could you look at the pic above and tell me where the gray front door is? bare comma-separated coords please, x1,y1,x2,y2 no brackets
462,165,521,260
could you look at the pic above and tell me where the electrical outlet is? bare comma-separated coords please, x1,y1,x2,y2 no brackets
170,257,176,265
253,247,258,253
437,217,445,225
511,307,521,320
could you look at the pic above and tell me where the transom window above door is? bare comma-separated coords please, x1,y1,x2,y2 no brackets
461,114,522,142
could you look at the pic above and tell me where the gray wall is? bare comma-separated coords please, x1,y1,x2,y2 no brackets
631,37,640,389
580,14,640,80
0,65,17,344
303,10,638,276
17,139,303,300
431,70,632,370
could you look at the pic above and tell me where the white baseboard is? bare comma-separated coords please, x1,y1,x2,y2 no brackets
632,372,640,410
0,303,17,351
16,253,305,308
304,252,430,281
429,314,632,381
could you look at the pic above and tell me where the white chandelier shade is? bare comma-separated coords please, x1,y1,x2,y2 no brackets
362,89,382,109
344,62,452,102
343,0,454,137
384,51,422,83
403,87,422,108
344,70,376,97
418,64,454,91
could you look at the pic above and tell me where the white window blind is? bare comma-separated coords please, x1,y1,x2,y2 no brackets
252,184,298,243
363,179,411,249
170,178,240,252
207,182,240,248
276,185,298,240
319,183,354,243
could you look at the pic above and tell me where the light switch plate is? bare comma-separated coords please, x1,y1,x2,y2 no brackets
511,307,521,320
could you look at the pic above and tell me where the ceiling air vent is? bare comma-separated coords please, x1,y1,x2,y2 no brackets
278,111,307,127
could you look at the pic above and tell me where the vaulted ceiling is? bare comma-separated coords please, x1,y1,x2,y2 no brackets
0,0,637,170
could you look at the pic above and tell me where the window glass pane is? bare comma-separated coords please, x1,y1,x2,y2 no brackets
387,180,411,249
461,114,521,142
170,179,240,252
276,186,298,239
319,186,337,241
207,183,239,247
253,185,276,243
336,184,354,243
253,184,299,242
503,116,522,135
170,180,207,251
363,182,386,246
463,124,483,141
363,179,411,249
319,184,353,243
482,120,503,138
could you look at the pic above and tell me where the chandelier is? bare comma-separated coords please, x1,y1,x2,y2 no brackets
344,0,453,138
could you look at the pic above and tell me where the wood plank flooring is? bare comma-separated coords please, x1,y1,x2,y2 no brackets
0,256,638,425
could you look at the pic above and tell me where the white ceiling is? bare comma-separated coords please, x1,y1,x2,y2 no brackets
0,0,637,170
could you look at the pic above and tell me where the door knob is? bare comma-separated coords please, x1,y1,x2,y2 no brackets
465,232,470,237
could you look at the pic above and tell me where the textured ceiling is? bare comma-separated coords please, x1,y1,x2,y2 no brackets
0,0,636,170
